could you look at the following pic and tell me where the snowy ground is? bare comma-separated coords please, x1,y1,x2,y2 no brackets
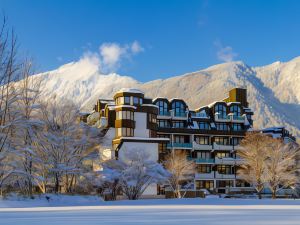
1,195,300,225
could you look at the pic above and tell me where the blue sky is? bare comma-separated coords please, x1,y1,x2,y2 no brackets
1,0,300,81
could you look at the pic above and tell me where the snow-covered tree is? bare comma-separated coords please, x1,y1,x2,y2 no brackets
102,149,169,200
11,59,43,196
264,141,299,199
164,151,196,198
237,132,272,199
0,16,23,195
36,98,98,193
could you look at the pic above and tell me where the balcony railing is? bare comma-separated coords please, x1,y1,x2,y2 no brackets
213,142,234,151
188,157,215,163
195,158,215,164
191,112,209,119
158,111,171,116
173,112,187,117
232,115,244,121
193,142,213,150
167,143,193,148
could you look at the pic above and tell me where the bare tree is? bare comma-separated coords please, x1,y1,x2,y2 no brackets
164,151,196,198
237,132,273,199
264,141,299,199
0,16,22,195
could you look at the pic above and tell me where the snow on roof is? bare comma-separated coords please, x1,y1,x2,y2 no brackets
107,106,116,110
116,88,144,94
226,102,241,106
118,137,170,141
142,104,159,108
114,105,137,109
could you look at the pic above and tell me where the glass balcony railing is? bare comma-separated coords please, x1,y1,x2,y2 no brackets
167,143,192,148
187,157,215,163
158,111,171,116
232,115,244,121
174,112,187,117
217,114,231,120
195,158,215,163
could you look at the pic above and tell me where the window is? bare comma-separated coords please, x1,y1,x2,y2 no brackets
116,111,134,120
197,165,212,173
116,128,134,137
230,105,241,116
232,137,241,146
195,180,214,190
172,121,185,128
133,97,140,105
194,136,209,145
156,101,168,115
171,101,186,117
214,137,230,145
174,135,190,143
157,119,170,128
124,96,130,105
216,123,229,131
214,104,227,117
197,151,211,159
217,165,234,174
216,152,231,158
232,123,242,131
216,180,234,188
199,122,210,130
148,113,157,123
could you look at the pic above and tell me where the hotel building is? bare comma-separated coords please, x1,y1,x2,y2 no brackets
85,87,254,194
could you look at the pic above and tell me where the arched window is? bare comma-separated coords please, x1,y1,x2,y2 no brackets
172,101,186,117
156,101,169,115
230,105,241,116
214,104,227,117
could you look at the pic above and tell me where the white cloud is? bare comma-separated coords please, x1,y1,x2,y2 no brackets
100,43,125,71
131,41,144,54
214,40,238,62
98,41,144,73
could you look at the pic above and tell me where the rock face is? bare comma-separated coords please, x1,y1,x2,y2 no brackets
32,56,300,137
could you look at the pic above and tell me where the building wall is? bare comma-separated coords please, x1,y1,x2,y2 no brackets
134,112,150,138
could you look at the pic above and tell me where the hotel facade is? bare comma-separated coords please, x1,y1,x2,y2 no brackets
85,87,254,194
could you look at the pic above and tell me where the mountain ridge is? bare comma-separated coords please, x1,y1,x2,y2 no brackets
34,56,300,137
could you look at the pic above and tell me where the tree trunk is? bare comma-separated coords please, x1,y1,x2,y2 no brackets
272,188,276,199
55,173,59,193
258,191,262,199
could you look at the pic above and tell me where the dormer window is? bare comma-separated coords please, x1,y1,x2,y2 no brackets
156,100,168,115
215,104,226,117
230,105,241,116
172,101,186,117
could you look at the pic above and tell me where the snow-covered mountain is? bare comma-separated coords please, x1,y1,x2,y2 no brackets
33,56,300,137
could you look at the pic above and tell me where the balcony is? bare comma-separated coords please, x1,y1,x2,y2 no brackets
191,112,210,119
215,172,236,179
214,113,231,122
195,158,215,164
157,111,171,119
215,157,236,165
172,111,188,120
195,172,214,179
193,141,213,151
231,115,245,123
167,142,193,149
213,142,234,151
